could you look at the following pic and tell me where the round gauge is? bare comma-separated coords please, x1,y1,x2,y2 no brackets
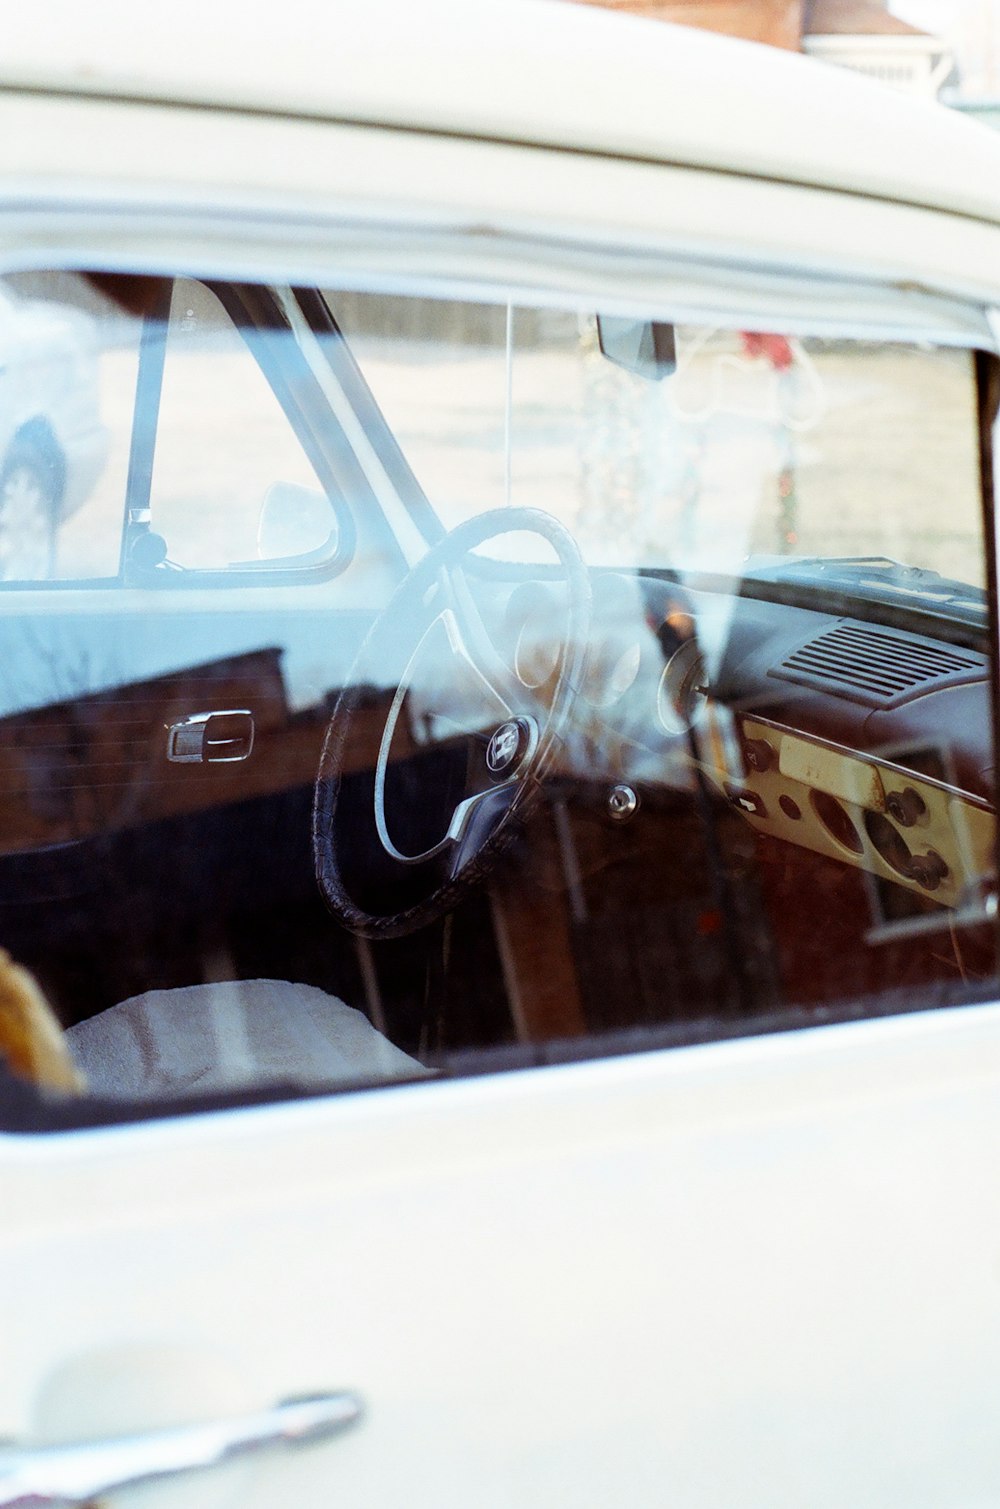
656,638,708,735
582,572,645,709
504,582,565,690
513,619,561,689
587,638,642,709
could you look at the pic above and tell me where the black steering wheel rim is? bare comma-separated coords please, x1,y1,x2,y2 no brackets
313,507,590,939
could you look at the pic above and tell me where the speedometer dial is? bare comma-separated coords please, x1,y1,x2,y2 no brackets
513,618,561,689
657,638,707,735
582,572,645,709
587,638,642,708
504,581,566,690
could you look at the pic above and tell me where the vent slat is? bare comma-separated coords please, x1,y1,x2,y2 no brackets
828,644,977,673
784,647,913,683
785,644,905,674
783,660,915,693
826,633,977,669
773,623,984,706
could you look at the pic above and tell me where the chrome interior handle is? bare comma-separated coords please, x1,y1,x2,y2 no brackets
0,1391,363,1509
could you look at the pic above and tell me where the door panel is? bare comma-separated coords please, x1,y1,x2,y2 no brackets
3,1006,999,1509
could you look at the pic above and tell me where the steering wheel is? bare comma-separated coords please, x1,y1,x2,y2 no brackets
313,508,591,939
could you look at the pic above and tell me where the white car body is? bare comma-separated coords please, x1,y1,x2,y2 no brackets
1,5,1000,1509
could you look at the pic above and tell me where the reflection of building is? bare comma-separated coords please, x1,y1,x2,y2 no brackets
804,0,953,94
0,649,294,850
567,0,953,95
566,0,806,48
0,645,418,855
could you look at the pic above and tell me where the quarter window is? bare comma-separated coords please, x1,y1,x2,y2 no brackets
150,280,331,571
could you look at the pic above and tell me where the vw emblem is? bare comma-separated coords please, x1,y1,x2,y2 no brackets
487,720,524,775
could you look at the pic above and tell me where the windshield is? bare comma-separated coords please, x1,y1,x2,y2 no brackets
325,295,985,598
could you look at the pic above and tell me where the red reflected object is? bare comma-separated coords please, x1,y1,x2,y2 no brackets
740,331,794,371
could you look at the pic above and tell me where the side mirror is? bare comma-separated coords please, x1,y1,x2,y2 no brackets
597,317,676,381
255,482,340,566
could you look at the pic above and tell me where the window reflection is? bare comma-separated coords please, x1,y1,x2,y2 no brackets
0,272,138,582
0,274,994,1118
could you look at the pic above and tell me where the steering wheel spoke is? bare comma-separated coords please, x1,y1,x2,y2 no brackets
446,780,521,879
438,605,519,726
437,564,527,718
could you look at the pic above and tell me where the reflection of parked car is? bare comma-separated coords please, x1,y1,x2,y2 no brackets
0,285,107,579
3,5,1000,1509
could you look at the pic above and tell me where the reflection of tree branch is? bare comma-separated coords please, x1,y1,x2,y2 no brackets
6,624,143,841
12,622,100,705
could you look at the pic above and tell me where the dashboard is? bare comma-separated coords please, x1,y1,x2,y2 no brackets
503,568,998,921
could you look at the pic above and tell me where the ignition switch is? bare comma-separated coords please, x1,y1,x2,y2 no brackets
607,784,639,822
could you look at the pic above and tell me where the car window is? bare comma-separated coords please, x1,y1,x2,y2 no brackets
334,294,984,583
150,280,336,571
0,272,995,1124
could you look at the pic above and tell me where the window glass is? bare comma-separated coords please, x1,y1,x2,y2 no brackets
0,273,995,1124
336,296,984,582
150,280,332,570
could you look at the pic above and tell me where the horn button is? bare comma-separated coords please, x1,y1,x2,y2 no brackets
486,717,534,779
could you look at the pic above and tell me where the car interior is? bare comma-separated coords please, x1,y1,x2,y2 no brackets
0,270,995,1122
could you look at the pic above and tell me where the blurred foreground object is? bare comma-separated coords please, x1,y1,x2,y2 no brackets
0,948,84,1092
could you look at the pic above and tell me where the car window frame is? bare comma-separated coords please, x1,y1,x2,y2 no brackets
2,257,1000,1132
0,275,418,596
121,279,370,592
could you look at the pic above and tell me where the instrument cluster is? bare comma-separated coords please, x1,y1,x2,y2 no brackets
503,570,711,736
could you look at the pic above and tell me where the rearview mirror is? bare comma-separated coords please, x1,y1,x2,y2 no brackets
597,317,676,380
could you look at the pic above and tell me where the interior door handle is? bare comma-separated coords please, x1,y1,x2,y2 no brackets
0,1391,363,1508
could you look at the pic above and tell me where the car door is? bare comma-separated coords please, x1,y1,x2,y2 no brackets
2,219,1000,1509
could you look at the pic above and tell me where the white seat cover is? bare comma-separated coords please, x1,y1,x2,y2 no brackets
67,979,424,1098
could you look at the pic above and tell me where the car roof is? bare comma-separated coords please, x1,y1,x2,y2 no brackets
6,0,1000,229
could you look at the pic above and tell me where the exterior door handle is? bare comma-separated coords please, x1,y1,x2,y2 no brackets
0,1391,363,1508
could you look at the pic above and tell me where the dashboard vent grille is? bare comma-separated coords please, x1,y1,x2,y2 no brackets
772,623,984,706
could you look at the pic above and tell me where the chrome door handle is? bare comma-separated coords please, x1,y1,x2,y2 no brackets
0,1391,362,1508
166,710,255,764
